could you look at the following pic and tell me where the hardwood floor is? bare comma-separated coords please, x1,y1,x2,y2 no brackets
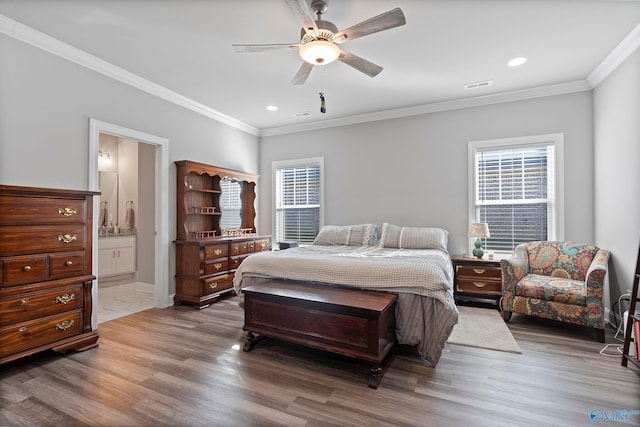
1,296,639,426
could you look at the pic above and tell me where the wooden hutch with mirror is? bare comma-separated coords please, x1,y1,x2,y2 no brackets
174,160,271,309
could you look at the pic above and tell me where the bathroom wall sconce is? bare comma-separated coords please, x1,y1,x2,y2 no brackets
98,150,110,159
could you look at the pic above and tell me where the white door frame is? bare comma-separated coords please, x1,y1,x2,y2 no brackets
88,119,171,329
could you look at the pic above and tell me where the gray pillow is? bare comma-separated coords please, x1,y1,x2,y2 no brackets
313,224,378,246
378,223,448,252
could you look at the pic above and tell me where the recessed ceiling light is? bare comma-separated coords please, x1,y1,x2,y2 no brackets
508,57,527,67
266,105,278,111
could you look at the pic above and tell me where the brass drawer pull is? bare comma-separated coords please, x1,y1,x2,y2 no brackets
56,320,74,331
19,326,28,333
58,207,78,216
473,268,486,274
65,260,74,266
56,293,75,304
213,263,222,270
21,298,29,304
23,265,32,271
57,234,77,243
473,282,487,288
214,249,222,255
209,282,218,289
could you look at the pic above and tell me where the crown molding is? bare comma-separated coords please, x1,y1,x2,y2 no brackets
0,14,260,136
588,21,640,88
259,80,592,137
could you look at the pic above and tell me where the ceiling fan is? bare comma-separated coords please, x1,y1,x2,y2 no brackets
232,0,406,85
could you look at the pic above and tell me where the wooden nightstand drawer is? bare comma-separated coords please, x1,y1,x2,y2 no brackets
456,277,502,295
451,256,502,303
456,265,501,280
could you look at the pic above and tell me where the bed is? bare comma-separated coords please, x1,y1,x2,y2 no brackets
233,223,459,367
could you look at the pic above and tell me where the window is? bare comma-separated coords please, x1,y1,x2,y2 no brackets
468,134,564,253
219,180,241,230
273,157,324,243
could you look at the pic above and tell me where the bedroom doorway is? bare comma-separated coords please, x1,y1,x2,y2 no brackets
88,119,171,329
96,135,156,323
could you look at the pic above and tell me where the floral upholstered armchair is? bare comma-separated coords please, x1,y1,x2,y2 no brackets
500,241,610,342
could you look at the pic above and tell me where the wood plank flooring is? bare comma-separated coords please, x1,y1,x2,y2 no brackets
1,296,639,426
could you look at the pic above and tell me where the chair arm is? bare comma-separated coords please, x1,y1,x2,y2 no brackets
585,249,610,299
500,244,529,294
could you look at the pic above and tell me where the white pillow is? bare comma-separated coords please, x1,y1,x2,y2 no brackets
378,223,448,252
313,224,378,246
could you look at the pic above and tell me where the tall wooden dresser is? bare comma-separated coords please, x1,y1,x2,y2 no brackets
0,185,99,364
174,161,271,309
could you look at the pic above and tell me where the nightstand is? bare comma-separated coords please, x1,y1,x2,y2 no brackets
451,256,502,305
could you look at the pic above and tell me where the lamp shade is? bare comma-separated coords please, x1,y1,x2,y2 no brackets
468,223,490,238
299,40,340,65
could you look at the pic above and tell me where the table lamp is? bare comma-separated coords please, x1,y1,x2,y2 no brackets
468,223,490,259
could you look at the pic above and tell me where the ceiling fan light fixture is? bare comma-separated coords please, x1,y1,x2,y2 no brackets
299,40,340,65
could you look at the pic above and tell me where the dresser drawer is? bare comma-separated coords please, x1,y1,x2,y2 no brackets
0,284,83,325
0,196,86,226
230,242,249,256
0,310,82,358
255,238,271,252
49,252,87,278
229,255,249,270
0,225,87,254
1,255,48,286
203,244,228,260
202,274,233,296
204,258,228,275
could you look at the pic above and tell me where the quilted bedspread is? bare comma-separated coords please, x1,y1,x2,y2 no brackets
233,245,458,366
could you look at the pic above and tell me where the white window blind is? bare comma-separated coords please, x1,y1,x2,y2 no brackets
219,180,241,230
470,135,563,253
275,160,322,243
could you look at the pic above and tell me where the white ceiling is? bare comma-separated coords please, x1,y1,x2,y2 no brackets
2,0,640,136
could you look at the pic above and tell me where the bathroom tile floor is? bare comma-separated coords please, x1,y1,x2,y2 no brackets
97,281,155,324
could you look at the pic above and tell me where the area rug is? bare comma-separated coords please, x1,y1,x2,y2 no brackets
447,306,522,354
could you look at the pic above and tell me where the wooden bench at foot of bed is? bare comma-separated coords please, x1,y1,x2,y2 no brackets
241,280,398,389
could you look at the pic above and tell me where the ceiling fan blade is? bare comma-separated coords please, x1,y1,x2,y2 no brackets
332,8,406,44
291,62,313,85
233,43,300,52
337,50,383,78
285,0,318,38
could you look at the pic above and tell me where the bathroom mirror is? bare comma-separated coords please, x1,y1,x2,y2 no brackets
220,179,242,230
99,171,118,227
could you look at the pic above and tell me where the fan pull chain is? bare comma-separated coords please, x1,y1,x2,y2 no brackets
319,65,326,113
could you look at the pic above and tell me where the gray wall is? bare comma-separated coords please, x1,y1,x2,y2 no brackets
0,34,260,296
138,142,156,284
594,48,640,306
0,36,259,189
259,91,595,256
